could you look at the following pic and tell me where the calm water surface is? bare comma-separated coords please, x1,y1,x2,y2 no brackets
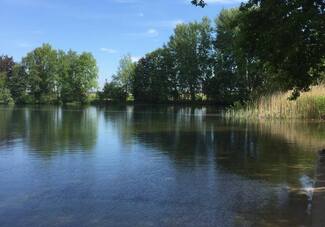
0,105,324,227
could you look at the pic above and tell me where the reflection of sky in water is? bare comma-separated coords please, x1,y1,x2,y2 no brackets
0,105,324,226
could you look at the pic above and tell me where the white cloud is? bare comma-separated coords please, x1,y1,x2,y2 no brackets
126,28,159,38
144,19,184,29
100,48,118,54
146,29,159,37
131,56,141,62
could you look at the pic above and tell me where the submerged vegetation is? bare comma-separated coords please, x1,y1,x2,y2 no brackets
225,85,325,120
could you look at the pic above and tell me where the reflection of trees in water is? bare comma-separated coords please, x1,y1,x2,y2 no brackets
0,106,28,145
101,105,212,161
0,106,98,156
102,106,318,186
100,106,318,226
255,120,325,151
212,122,316,186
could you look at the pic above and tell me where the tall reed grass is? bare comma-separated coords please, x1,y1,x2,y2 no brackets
225,85,325,120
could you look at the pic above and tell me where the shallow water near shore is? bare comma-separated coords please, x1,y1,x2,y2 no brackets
0,105,324,227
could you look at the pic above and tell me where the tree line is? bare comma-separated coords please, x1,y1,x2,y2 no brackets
99,0,324,104
0,44,98,104
1,0,324,105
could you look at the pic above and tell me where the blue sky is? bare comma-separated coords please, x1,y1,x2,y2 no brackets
0,0,241,87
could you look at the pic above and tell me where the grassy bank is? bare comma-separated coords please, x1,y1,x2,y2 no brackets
225,85,325,120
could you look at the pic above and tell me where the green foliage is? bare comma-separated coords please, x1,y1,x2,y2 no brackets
130,2,324,105
239,0,325,92
9,64,28,103
0,56,15,103
22,44,58,103
168,17,213,101
0,55,15,79
3,44,98,104
100,80,127,102
98,54,135,102
59,51,98,103
2,0,324,107
133,47,176,102
114,54,136,95
0,72,13,104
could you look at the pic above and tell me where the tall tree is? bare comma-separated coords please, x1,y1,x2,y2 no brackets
67,52,98,103
0,55,15,80
57,50,98,103
0,55,15,103
239,0,325,96
9,64,28,103
22,44,58,103
0,72,13,104
114,54,136,96
133,48,176,102
168,18,213,101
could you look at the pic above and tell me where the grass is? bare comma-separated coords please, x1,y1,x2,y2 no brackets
225,85,325,120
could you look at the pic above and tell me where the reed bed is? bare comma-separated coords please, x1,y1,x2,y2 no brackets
225,85,325,120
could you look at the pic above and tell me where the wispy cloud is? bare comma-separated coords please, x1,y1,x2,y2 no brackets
131,56,141,62
143,19,184,30
125,28,159,38
146,29,159,37
100,48,118,54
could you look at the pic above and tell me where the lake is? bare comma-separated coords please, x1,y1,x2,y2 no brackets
0,105,324,227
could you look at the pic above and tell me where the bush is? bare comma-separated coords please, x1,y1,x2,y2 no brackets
101,82,127,102
0,88,14,104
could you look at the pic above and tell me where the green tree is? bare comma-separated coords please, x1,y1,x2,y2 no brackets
21,44,58,103
168,18,213,101
203,8,266,103
239,0,325,96
56,50,98,103
101,80,127,102
0,55,15,103
0,55,15,80
133,48,176,102
9,64,28,103
65,52,98,103
114,54,136,96
56,50,76,102
0,72,13,104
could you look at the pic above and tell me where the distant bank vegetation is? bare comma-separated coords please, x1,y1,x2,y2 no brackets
0,45,98,104
0,0,324,119
98,1,324,110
